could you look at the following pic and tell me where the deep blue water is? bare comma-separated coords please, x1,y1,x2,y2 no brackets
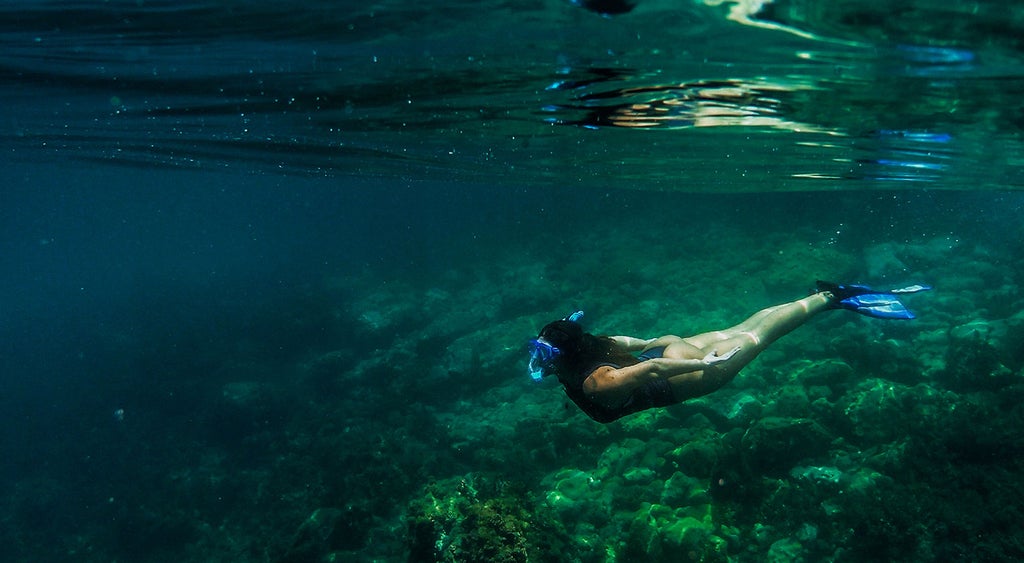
4,1,1024,562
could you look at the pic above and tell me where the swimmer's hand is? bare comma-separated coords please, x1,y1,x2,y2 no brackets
703,346,741,366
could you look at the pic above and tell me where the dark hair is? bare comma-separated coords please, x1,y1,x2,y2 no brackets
538,320,636,379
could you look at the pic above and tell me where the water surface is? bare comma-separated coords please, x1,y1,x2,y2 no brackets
4,0,1023,190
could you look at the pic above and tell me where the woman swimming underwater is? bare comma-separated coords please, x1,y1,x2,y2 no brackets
527,281,930,423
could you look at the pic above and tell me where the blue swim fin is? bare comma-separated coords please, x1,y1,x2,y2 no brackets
816,281,931,320
838,293,916,319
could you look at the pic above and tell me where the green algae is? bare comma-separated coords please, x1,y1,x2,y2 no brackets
407,474,581,563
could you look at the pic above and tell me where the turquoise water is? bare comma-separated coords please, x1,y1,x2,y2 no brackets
3,1,1024,561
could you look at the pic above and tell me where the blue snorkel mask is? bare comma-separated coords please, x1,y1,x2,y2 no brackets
527,339,559,382
528,310,584,382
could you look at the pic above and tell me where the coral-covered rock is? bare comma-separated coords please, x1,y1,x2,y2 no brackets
280,507,361,563
724,393,763,425
621,503,726,562
790,359,855,389
767,537,805,563
405,474,573,563
660,471,709,507
741,417,832,475
666,434,721,478
939,322,1017,392
543,468,602,517
765,386,811,418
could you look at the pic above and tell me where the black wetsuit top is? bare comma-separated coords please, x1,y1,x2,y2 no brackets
556,347,676,423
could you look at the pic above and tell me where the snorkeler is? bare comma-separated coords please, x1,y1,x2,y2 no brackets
527,281,930,423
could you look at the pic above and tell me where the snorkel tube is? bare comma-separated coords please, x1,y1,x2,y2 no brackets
528,310,584,381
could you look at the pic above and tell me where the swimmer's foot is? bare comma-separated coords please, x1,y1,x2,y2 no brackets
815,280,931,320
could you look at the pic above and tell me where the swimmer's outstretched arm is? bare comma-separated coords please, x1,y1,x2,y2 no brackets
584,347,740,408
621,348,740,380
608,335,655,351
644,348,740,377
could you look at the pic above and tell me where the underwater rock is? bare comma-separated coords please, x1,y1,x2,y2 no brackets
454,500,530,563
913,236,959,258
621,503,725,562
300,349,361,397
594,438,653,480
623,466,657,483
762,243,854,293
751,522,775,547
947,314,1024,374
221,380,270,408
864,242,908,279
789,465,842,486
666,433,721,478
843,466,893,496
790,359,854,389
938,325,1016,392
208,380,288,443
839,379,908,443
949,319,992,341
350,285,419,337
764,386,811,418
406,474,573,563
740,417,832,475
9,477,91,552
725,393,763,425
796,522,818,542
888,236,957,272
543,468,601,517
280,507,361,563
767,537,805,563
659,471,709,507
843,381,969,447
439,316,539,393
790,358,850,409
829,332,925,386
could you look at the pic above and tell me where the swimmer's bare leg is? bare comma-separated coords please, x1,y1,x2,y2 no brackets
684,293,831,349
668,293,832,400
728,292,832,348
